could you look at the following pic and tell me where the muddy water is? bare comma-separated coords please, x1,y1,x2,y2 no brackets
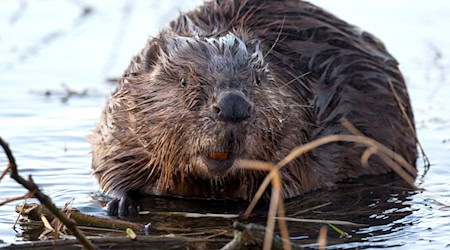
0,0,449,249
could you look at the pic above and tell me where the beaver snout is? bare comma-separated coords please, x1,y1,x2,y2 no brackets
212,90,252,123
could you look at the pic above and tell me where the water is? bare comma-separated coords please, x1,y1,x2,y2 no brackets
0,0,449,249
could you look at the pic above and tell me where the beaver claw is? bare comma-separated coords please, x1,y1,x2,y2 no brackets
106,195,140,217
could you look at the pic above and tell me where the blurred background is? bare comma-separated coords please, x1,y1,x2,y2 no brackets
0,0,449,248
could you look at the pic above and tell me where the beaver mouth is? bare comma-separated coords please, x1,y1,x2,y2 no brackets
202,151,235,176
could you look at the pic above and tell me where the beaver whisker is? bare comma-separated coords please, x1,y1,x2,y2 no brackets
265,15,286,58
259,104,313,110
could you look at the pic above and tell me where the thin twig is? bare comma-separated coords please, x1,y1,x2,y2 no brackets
0,192,32,206
275,217,366,227
13,199,28,230
0,137,97,250
0,164,10,182
289,202,331,217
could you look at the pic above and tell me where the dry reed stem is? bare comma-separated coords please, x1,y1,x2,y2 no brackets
318,226,327,250
388,79,430,171
240,134,418,217
341,119,418,179
276,197,291,250
361,146,378,167
238,160,273,217
263,167,281,250
238,119,419,250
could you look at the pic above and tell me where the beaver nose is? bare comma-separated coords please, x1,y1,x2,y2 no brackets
212,90,252,123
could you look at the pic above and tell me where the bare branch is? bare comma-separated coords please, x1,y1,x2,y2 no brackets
0,137,97,250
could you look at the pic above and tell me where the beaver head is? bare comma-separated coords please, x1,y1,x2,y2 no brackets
143,34,264,177
127,33,304,178
90,32,312,199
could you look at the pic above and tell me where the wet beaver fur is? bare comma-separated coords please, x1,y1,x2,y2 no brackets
90,0,417,216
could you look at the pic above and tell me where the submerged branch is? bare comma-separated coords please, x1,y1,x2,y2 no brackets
16,203,141,232
5,234,227,250
221,222,304,250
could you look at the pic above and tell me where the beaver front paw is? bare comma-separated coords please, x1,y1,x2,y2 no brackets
106,195,140,217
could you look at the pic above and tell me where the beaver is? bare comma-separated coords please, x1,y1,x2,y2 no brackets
90,0,417,216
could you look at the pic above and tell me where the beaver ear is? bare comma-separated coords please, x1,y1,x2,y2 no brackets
246,39,264,67
144,39,167,71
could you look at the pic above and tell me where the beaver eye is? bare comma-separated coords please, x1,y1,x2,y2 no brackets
179,78,187,88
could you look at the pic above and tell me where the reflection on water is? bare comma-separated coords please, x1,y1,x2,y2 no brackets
1,0,450,249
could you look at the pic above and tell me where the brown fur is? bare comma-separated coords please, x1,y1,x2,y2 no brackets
90,0,417,201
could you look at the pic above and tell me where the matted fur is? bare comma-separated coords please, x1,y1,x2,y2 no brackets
90,0,417,200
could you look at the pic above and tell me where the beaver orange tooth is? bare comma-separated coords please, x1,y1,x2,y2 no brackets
209,152,229,161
